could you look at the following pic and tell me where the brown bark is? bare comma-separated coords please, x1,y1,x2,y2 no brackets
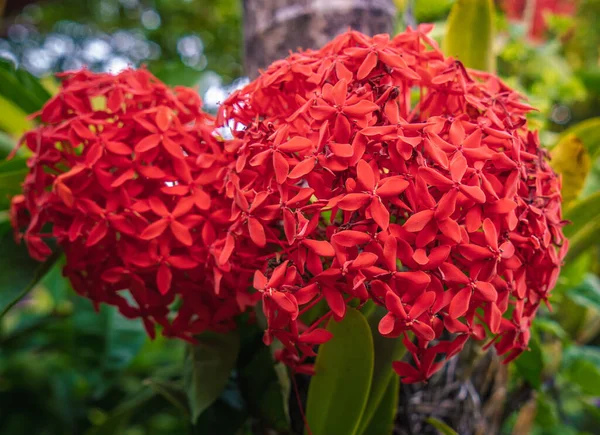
242,0,396,77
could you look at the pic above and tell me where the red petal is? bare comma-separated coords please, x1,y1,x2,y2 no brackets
140,218,169,240
403,210,434,232
278,136,313,152
378,312,396,335
449,287,472,318
357,159,376,190
170,220,193,246
157,263,172,295
135,134,161,152
376,177,409,197
162,136,184,159
323,286,346,318
156,106,171,131
303,239,335,257
337,193,371,211
253,270,268,290
357,51,378,80
86,221,108,247
273,151,289,184
248,216,267,247
289,158,316,179
368,197,390,230
330,142,354,158
333,230,371,247
298,329,333,344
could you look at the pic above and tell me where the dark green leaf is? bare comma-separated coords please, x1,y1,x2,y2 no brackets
238,345,290,431
184,330,240,423
144,378,190,417
0,131,16,159
306,308,374,435
563,191,600,237
426,417,459,435
564,359,600,396
514,333,543,389
85,388,156,435
567,274,600,310
358,375,399,435
358,306,406,434
0,222,60,318
0,59,51,114
443,0,496,72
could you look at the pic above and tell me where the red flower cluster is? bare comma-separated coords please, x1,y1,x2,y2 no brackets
218,27,567,381
11,68,259,340
503,0,577,42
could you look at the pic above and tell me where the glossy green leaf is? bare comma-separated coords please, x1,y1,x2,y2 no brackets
85,388,156,435
567,274,600,311
238,345,290,431
358,306,405,434
564,218,600,262
0,94,33,134
184,331,240,423
563,346,600,396
0,220,61,318
514,333,543,389
426,417,459,435
0,131,15,159
563,190,600,237
306,308,374,435
556,117,600,157
443,0,496,72
0,59,51,114
358,375,399,435
550,133,591,205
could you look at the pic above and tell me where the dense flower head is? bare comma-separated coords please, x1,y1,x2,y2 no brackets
11,68,259,340
218,26,567,382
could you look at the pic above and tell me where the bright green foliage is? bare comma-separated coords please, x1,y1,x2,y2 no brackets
305,309,374,435
443,0,496,72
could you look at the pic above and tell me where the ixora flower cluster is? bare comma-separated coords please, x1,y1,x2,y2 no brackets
10,68,260,340
217,26,567,381
12,26,567,384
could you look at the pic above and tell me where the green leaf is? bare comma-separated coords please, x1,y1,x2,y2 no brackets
0,156,28,209
85,388,156,435
514,333,543,389
564,218,600,262
0,131,16,159
550,134,591,205
238,345,290,431
306,308,374,435
426,417,459,435
144,378,190,417
443,0,496,72
564,357,600,396
563,190,600,237
556,117,600,157
0,94,33,135
567,274,600,311
357,306,405,434
0,221,60,318
0,59,51,114
358,375,399,435
191,381,248,435
184,330,240,423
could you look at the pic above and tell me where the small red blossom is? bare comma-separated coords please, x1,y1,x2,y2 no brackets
217,27,566,382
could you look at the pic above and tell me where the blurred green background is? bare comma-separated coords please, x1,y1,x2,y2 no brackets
0,1,600,434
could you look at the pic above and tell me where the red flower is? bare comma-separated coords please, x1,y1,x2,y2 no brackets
11,68,260,341
217,27,566,382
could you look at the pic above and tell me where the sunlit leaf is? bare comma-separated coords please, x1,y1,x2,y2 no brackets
443,0,495,72
426,417,459,435
550,133,591,205
306,308,374,435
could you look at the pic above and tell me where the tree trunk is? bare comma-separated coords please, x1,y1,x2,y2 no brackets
242,0,397,77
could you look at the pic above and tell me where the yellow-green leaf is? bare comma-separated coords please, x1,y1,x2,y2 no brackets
426,417,459,435
358,375,399,435
357,307,406,434
443,0,496,72
556,117,600,157
0,94,33,135
563,190,600,238
550,133,591,205
306,308,374,435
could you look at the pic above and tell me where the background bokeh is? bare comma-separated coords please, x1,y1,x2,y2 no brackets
0,1,599,434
